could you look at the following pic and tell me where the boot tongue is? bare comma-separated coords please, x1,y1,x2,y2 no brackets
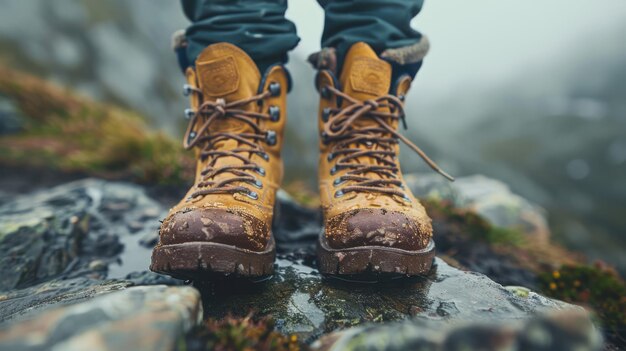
339,42,391,105
338,43,394,174
193,43,262,186
195,43,261,133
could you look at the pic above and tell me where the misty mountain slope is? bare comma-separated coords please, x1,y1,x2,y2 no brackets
0,0,187,133
419,37,626,271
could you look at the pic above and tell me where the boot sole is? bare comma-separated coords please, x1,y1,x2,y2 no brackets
150,237,276,281
317,233,435,280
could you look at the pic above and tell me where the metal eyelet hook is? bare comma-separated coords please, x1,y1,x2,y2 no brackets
269,82,281,96
322,107,332,122
269,106,280,122
251,179,263,189
187,131,197,145
265,130,277,146
184,108,196,120
246,190,259,200
320,86,331,99
183,84,194,96
321,131,329,144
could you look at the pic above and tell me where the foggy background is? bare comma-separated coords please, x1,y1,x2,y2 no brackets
0,0,624,272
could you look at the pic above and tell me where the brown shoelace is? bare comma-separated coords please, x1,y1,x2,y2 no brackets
183,87,275,199
322,85,454,199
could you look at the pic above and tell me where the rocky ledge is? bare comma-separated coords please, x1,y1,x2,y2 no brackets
0,178,604,350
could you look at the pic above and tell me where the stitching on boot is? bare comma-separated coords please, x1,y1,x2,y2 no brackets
196,56,240,96
350,57,390,95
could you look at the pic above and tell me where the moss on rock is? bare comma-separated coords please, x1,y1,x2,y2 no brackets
539,263,626,343
179,314,303,351
0,65,193,184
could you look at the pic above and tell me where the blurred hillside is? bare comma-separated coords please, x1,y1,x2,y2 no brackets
0,0,187,133
0,0,624,273
415,29,626,272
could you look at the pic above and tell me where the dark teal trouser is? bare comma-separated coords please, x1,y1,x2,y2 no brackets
182,0,426,76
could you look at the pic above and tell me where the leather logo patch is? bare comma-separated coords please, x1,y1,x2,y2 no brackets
350,57,390,95
197,56,239,96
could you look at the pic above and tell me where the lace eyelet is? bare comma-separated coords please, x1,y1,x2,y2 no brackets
265,130,277,146
321,86,330,99
401,194,411,202
398,94,405,102
269,82,281,96
322,107,332,122
269,105,280,122
330,166,338,175
184,108,196,120
261,152,270,161
183,84,193,97
327,153,334,161
255,167,266,176
334,190,344,198
252,179,263,189
246,190,259,200
187,131,197,142
321,131,329,144
333,177,345,187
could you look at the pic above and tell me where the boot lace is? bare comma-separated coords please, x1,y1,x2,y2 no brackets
182,85,278,200
321,85,454,199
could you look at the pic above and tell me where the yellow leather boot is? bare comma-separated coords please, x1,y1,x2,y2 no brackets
151,43,288,279
314,42,453,278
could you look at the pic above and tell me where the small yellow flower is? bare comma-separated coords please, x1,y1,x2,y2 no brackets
549,282,557,290
574,280,581,287
290,335,298,343
552,271,561,279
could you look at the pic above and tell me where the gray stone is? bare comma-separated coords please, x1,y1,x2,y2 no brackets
405,173,550,242
0,179,166,291
0,278,132,326
0,177,602,350
0,285,202,351
312,310,602,351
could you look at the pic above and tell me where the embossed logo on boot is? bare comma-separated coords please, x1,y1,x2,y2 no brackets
350,57,391,96
197,56,239,96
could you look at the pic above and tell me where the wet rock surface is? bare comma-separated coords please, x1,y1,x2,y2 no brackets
0,285,202,351
194,256,581,344
313,310,601,351
0,176,601,350
0,178,164,291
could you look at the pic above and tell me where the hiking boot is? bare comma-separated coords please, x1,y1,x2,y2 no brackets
150,43,288,280
312,42,453,278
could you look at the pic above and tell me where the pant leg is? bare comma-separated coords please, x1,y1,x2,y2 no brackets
317,0,428,79
181,0,300,73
